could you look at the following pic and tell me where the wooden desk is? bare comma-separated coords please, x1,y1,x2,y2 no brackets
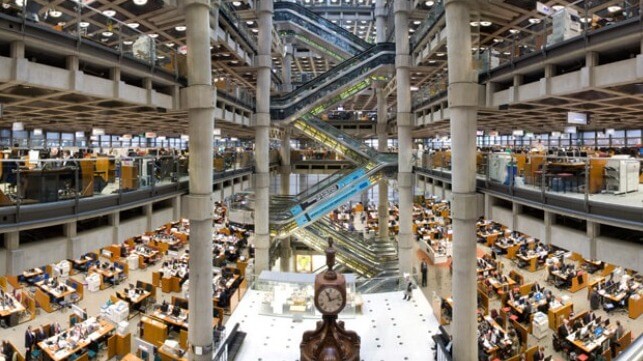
36,280,75,300
122,354,143,361
548,303,573,331
516,253,539,272
37,318,115,361
22,268,43,283
152,307,220,330
0,292,26,318
629,292,643,319
88,266,123,288
116,289,151,315
566,324,614,354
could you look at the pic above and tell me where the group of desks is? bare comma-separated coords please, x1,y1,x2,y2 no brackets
37,317,114,361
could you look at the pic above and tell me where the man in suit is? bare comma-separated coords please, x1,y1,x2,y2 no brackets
521,302,532,323
558,319,572,338
420,261,428,287
533,346,545,361
24,326,35,361
611,320,625,357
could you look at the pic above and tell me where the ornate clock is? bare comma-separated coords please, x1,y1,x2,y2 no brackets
301,237,361,361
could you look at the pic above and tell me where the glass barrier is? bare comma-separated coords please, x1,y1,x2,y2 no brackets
418,151,643,211
0,0,182,77
0,153,254,209
478,1,641,73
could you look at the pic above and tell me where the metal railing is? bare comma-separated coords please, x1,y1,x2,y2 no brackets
416,151,643,223
0,0,181,78
0,153,254,209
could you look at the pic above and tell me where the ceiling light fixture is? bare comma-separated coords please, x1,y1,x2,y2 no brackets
232,1,242,6
246,20,254,25
175,25,186,31
493,38,502,43
79,21,90,28
102,31,113,37
413,20,421,25
133,0,148,5
166,43,174,47
436,52,445,56
552,5,565,11
607,5,622,12
149,33,158,38
469,21,479,26
49,9,62,18
123,40,133,45
528,18,541,24
425,0,434,6
480,21,492,26
127,22,139,28
509,29,520,34
102,10,116,17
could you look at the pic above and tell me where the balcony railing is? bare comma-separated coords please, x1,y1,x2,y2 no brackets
415,151,643,225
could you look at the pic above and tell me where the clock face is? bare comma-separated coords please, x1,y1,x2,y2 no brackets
316,287,344,314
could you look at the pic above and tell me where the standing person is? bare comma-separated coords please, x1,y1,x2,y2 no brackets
403,277,413,301
24,326,35,361
421,261,428,287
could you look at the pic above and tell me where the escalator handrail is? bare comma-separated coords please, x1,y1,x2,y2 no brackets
271,43,395,107
299,115,380,159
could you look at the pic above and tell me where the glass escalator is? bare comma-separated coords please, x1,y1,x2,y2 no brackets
274,1,369,58
292,216,398,278
270,43,395,121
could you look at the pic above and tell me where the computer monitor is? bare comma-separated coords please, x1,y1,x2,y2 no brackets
594,327,603,337
581,326,588,338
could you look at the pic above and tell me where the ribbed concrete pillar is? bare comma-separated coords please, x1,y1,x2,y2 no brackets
108,212,120,245
375,0,388,241
279,237,293,272
282,42,293,93
375,0,386,43
254,0,273,274
5,231,20,275
183,0,217,359
544,211,555,246
375,86,389,241
445,0,479,358
394,0,414,275
64,222,79,260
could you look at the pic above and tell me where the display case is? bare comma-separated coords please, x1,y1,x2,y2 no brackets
255,271,360,318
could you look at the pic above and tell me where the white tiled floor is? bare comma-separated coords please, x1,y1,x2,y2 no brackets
229,289,440,361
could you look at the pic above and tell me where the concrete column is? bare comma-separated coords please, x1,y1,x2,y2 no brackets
183,0,217,359
484,193,493,219
64,222,80,259
66,56,79,71
586,221,599,259
10,41,24,58
254,0,273,274
543,211,555,245
279,237,292,272
512,202,522,230
485,81,497,108
280,127,292,175
5,231,21,276
172,196,181,220
282,43,293,93
109,67,121,81
539,64,556,96
394,0,414,275
445,0,479,358
375,84,389,241
144,203,153,231
374,0,386,44
581,51,599,88
108,212,120,245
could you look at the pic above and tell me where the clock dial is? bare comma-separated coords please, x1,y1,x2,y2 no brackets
317,287,344,313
